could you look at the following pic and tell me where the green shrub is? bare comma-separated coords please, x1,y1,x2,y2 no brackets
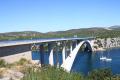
21,66,120,80
0,59,6,68
22,65,84,80
16,58,29,65
87,68,112,80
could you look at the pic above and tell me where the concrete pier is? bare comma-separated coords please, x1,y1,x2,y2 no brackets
48,42,54,66
39,44,44,66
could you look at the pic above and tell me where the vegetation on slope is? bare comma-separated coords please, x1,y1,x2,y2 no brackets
0,58,120,80
22,65,120,80
0,26,120,40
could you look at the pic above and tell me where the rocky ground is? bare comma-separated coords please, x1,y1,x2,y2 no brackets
0,68,24,80
0,58,36,80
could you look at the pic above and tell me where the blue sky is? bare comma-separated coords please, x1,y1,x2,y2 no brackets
0,0,120,33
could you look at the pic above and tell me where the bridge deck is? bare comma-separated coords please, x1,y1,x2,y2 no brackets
0,37,93,47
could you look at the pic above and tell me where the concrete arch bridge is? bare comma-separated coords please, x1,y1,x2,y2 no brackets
0,38,94,72
30,38,94,72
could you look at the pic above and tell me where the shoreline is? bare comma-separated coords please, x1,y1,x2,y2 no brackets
93,48,106,52
93,46,120,52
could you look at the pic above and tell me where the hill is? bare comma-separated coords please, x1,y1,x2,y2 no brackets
0,26,120,40
109,25,120,30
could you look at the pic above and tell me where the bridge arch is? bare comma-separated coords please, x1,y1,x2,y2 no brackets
78,40,93,52
61,40,93,72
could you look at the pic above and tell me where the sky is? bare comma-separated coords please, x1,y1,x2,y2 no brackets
0,0,120,33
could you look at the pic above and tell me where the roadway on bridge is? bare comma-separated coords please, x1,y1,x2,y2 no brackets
0,37,93,47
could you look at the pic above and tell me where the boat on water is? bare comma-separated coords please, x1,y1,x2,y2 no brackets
105,58,112,61
100,56,112,62
106,46,112,62
100,51,107,61
100,46,112,62
100,56,107,60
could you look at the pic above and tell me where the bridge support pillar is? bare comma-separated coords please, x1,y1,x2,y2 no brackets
62,46,66,64
70,42,73,53
39,44,44,66
56,42,61,68
72,40,77,50
48,43,54,66
62,41,68,64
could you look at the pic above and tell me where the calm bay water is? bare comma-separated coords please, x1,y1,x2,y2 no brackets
32,48,120,75
71,48,120,75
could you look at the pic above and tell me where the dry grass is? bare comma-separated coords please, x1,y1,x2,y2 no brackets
0,68,8,78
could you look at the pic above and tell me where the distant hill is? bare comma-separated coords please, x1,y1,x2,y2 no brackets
0,31,43,36
0,31,45,40
0,26,120,40
109,25,120,30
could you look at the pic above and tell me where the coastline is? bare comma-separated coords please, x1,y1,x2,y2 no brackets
93,46,120,52
93,47,106,52
92,37,120,52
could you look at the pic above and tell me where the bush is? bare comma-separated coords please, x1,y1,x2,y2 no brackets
16,58,30,66
0,59,6,68
87,68,112,80
20,66,120,80
22,65,84,80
